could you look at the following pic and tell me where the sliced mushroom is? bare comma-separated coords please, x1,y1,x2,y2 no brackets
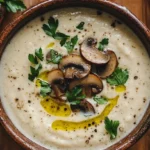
71,100,95,115
48,69,66,100
59,54,91,79
96,50,118,78
69,74,103,97
80,37,110,64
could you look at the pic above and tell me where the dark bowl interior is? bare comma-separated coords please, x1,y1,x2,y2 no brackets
0,0,150,150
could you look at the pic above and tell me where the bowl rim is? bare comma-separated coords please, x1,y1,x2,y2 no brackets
0,0,150,150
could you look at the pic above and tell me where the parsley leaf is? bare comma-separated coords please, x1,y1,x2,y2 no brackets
5,0,26,13
40,80,51,97
28,54,38,65
42,16,58,37
104,117,120,140
76,22,85,30
106,67,129,86
28,48,44,64
28,48,44,82
54,32,70,46
64,35,78,53
66,86,86,105
28,64,42,81
98,38,109,51
42,17,70,46
35,47,44,61
93,96,108,104
47,49,62,64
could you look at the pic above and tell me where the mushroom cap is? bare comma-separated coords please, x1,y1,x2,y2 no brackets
96,50,118,78
59,54,91,79
48,69,64,84
71,99,95,115
47,69,65,98
69,74,103,97
80,37,110,64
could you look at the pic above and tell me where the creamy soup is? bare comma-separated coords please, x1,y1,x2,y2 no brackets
0,8,150,150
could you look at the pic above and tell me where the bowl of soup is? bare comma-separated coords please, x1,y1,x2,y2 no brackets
0,0,150,150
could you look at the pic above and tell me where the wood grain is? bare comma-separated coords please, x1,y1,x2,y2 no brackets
0,0,150,149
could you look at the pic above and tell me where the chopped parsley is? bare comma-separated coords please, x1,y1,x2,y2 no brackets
28,47,44,64
98,38,109,51
42,16,58,37
0,0,26,13
42,17,69,46
28,54,38,65
40,80,51,97
104,117,120,140
53,32,70,46
47,49,62,64
28,48,44,82
64,35,78,53
76,22,85,30
106,67,129,86
66,86,86,105
28,64,42,82
93,96,108,104
35,48,44,61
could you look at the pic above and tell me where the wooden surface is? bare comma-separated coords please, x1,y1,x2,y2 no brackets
0,0,150,149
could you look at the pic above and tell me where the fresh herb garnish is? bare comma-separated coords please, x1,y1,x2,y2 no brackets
64,35,78,53
47,49,62,64
76,22,85,30
28,48,44,82
106,67,129,86
0,0,26,13
93,96,108,104
28,54,38,65
35,48,44,61
66,86,86,105
42,17,69,46
42,17,58,37
98,38,109,51
28,64,42,81
104,117,120,140
28,47,44,63
40,80,51,97
54,32,70,46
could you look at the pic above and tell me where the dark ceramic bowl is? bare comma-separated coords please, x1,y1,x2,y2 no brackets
0,0,150,149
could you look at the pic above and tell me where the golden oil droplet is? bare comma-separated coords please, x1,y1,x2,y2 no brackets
46,42,55,48
115,85,126,93
41,97,71,117
52,96,119,131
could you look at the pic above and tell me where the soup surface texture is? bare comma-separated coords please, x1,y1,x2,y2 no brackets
0,8,150,150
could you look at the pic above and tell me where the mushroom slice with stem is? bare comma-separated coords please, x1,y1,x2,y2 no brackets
71,99,95,115
59,54,91,79
69,74,103,97
96,50,118,79
48,69,66,100
80,37,110,64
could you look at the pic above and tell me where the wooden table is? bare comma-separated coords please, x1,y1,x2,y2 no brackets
0,0,150,149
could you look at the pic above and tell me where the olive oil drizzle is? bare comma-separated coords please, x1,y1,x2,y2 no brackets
52,96,119,131
36,72,71,117
36,71,49,87
41,97,71,117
